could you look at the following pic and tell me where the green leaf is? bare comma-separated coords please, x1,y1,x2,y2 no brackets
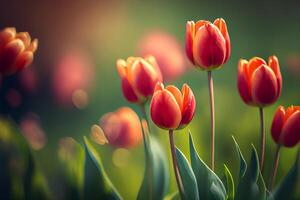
137,134,169,200
163,191,180,200
272,151,299,200
189,132,226,200
83,137,122,200
0,118,51,200
223,164,234,200
175,147,199,200
58,137,85,199
235,145,266,200
232,136,247,179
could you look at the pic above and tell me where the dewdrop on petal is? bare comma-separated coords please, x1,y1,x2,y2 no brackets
91,124,108,145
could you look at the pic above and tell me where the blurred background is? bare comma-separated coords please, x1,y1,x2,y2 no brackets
0,0,299,199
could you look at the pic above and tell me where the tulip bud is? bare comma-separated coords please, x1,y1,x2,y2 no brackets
100,107,143,148
271,105,300,147
185,18,230,70
150,82,196,130
0,27,38,75
116,56,162,104
237,56,282,107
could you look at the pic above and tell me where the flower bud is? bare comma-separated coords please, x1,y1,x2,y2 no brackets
150,82,196,130
100,107,143,148
185,18,230,70
116,56,162,104
271,105,300,147
237,56,282,107
0,27,38,75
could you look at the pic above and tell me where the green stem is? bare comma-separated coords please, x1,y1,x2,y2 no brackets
140,103,151,133
259,107,265,171
269,145,281,190
169,130,183,197
207,71,215,171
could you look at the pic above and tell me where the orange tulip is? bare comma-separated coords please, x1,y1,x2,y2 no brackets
271,105,300,147
150,82,196,130
117,56,162,104
100,107,143,148
237,56,282,107
185,18,230,70
0,27,38,75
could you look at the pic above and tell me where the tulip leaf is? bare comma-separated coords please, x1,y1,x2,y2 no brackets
235,145,266,200
272,151,299,200
223,164,234,200
189,132,226,200
175,147,199,200
83,137,122,200
137,133,169,200
163,191,180,200
232,136,247,179
58,137,85,199
0,118,51,200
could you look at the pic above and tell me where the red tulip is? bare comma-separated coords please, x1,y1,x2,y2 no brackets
100,107,143,148
117,56,162,104
185,18,230,70
150,82,196,130
0,27,38,75
237,56,282,107
271,105,300,147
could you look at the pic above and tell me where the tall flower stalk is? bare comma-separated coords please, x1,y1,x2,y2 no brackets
259,107,265,170
237,56,282,170
207,71,215,170
150,82,196,195
185,18,231,170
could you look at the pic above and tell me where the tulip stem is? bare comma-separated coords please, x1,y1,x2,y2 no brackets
269,145,281,190
140,103,151,133
259,107,265,171
207,71,215,171
169,130,183,197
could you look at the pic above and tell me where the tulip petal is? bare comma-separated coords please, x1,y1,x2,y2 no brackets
166,85,183,110
27,38,38,52
251,65,278,106
180,84,196,128
116,107,143,148
144,55,163,82
16,32,31,49
121,77,139,103
0,39,25,74
271,106,285,144
282,111,300,147
150,90,181,130
131,59,159,97
195,20,210,32
14,51,33,71
154,82,164,93
116,59,127,78
213,18,230,63
186,21,195,64
193,23,226,68
268,55,282,98
247,57,267,78
0,27,16,51
237,59,253,104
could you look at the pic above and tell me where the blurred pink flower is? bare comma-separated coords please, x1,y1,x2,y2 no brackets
137,31,187,81
52,49,94,107
20,113,46,150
